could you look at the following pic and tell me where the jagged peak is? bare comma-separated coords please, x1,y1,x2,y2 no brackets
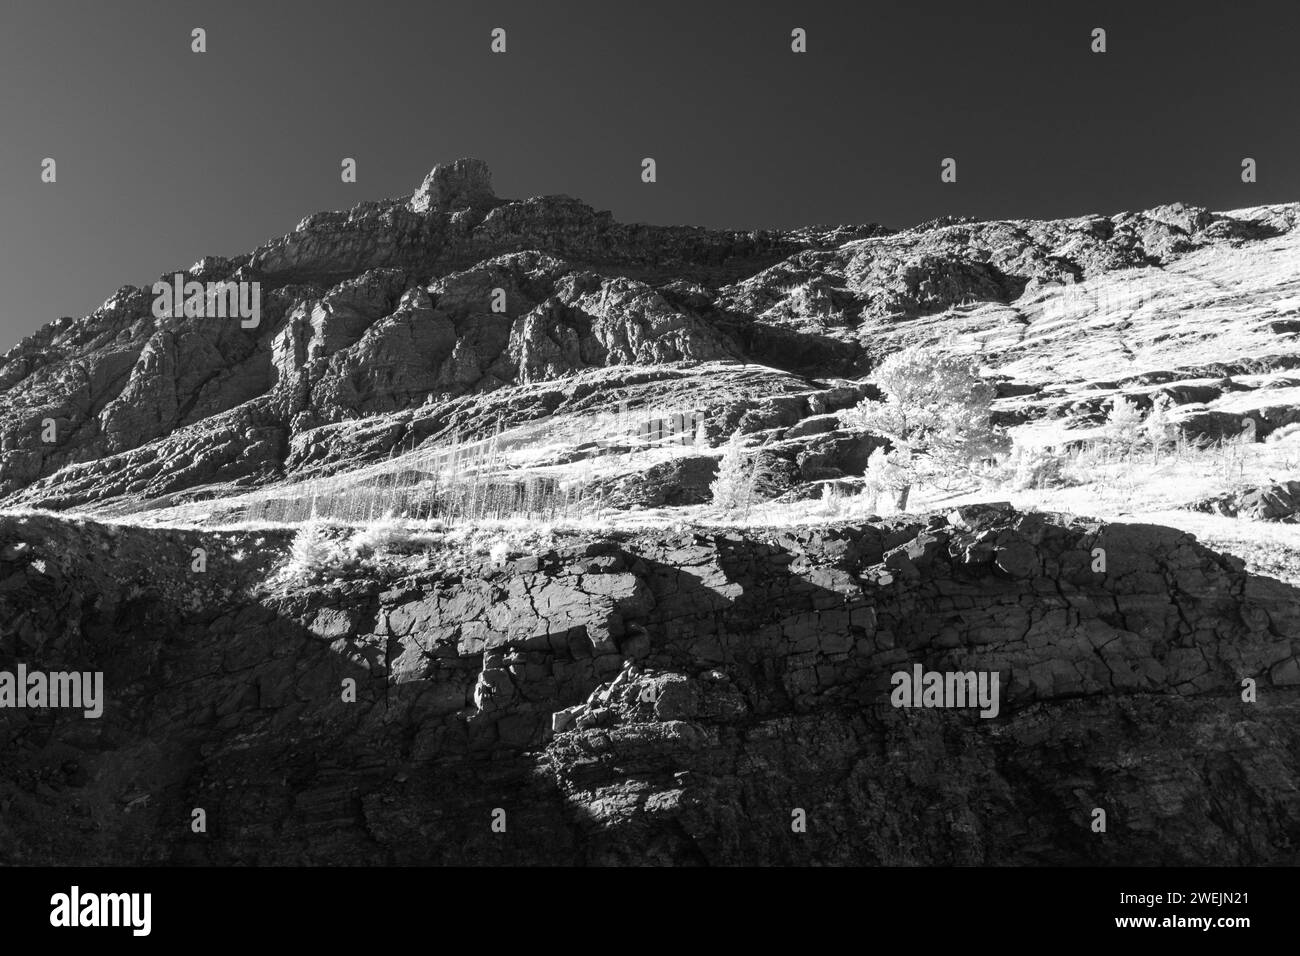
406,158,497,214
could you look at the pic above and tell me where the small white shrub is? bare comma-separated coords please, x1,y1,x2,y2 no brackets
1010,443,1070,490
348,512,412,555
281,517,347,583
818,482,844,516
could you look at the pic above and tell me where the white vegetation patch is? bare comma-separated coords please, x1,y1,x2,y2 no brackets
276,515,351,585
347,512,443,556
264,511,627,587
818,483,845,516
710,430,776,515
118,401,722,532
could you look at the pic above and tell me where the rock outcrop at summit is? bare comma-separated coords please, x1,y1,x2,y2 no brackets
2,506,1298,865
2,159,1297,514
407,157,499,215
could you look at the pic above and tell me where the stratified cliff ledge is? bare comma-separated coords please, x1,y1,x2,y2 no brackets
2,504,1297,865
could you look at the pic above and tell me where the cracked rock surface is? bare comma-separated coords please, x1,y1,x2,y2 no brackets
2,505,1297,864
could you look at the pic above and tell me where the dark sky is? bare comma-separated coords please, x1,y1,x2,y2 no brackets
1,0,1297,350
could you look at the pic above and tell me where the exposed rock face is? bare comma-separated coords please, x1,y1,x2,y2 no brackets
407,158,499,215
586,455,720,509
3,507,1297,865
1189,480,1300,522
2,159,1296,513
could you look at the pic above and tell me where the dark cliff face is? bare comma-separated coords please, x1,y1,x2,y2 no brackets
3,505,1297,865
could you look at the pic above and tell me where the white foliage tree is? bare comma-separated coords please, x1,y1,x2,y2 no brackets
283,515,341,582
1142,394,1175,449
711,430,773,516
839,345,1009,510
711,431,749,512
1104,395,1146,451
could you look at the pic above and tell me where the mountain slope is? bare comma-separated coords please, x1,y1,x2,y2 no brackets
1,159,1297,515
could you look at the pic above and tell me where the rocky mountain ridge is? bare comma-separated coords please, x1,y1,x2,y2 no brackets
3,158,1296,514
